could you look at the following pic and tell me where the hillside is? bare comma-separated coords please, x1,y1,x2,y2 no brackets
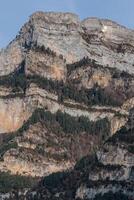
26,113,134,200
0,11,133,199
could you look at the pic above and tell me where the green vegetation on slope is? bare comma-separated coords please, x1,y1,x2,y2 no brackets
94,191,129,200
28,74,124,107
0,60,27,95
0,56,133,106
16,108,110,137
0,109,110,160
0,141,18,161
0,172,37,193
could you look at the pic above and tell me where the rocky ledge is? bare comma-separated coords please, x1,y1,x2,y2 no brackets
0,11,133,199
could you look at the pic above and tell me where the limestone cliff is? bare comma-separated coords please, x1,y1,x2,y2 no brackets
0,11,133,199
24,113,134,200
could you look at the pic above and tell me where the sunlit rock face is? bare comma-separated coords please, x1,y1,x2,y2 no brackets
9,12,134,74
25,49,67,81
26,12,86,64
0,12,134,78
0,12,134,194
18,11,86,65
82,17,134,73
0,41,23,76
0,98,32,133
82,17,134,44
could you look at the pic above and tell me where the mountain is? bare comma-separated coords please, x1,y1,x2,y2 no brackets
26,114,134,200
0,11,133,199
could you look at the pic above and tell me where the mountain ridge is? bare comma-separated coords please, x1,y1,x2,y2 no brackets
0,11,133,199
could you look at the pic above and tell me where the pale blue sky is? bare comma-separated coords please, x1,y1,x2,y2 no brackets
0,0,134,48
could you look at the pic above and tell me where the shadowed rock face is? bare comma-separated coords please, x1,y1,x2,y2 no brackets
75,127,134,200
23,123,134,200
0,11,133,199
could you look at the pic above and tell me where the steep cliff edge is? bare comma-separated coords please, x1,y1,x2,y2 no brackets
0,11,134,198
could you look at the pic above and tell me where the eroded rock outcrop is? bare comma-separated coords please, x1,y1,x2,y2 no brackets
0,11,134,198
24,117,134,200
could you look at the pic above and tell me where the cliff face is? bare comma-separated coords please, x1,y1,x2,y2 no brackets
76,126,134,200
0,11,134,198
1,12,134,76
24,114,134,200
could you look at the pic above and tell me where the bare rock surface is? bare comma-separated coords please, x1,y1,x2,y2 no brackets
0,11,133,199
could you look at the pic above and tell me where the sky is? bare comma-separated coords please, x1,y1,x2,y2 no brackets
0,0,134,48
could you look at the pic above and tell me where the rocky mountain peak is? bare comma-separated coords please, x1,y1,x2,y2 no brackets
29,11,80,24
0,11,133,199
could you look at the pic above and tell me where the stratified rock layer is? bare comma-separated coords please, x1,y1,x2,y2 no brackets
0,12,133,199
